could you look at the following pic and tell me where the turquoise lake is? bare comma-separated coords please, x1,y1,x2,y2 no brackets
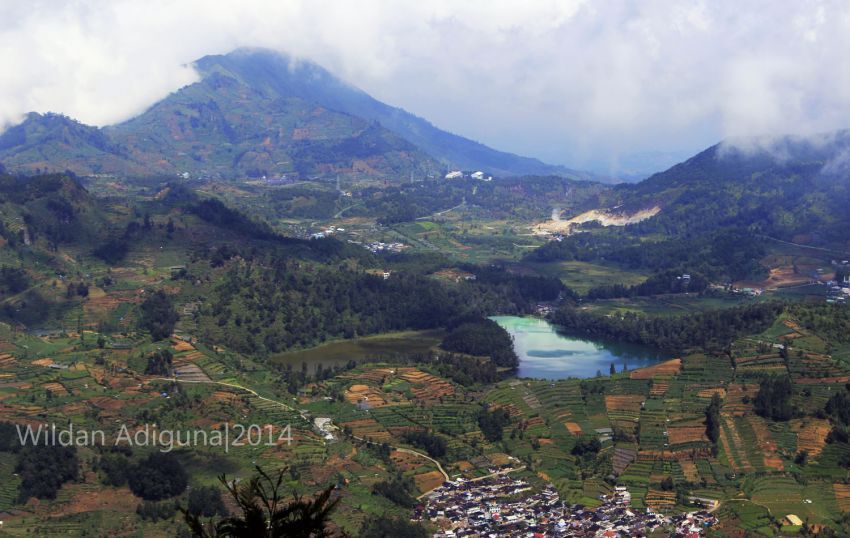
490,315,671,380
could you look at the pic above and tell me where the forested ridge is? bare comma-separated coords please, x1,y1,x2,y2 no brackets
585,270,709,300
441,317,519,368
359,175,602,224
526,229,767,282
607,136,850,243
195,260,540,355
549,302,784,353
787,303,850,344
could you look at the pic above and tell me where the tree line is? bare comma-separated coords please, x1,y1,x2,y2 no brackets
585,270,709,300
195,258,551,356
526,228,767,282
440,317,519,369
549,302,784,354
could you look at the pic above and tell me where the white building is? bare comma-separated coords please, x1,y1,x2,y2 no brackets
471,171,485,180
445,170,463,180
313,417,336,440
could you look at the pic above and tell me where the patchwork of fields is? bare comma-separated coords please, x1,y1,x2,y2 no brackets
1,280,850,535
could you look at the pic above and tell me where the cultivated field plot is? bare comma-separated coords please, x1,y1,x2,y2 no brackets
0,452,21,511
612,447,637,476
604,394,644,428
638,398,667,451
520,260,648,295
666,420,709,448
719,416,755,475
584,294,751,318
487,384,540,417
528,380,594,434
338,366,460,411
339,417,394,444
618,460,653,508
715,501,774,535
733,348,787,375
722,382,757,417
645,489,677,513
629,358,681,380
675,354,734,393
791,418,832,458
746,415,784,471
273,330,445,373
397,368,455,402
833,484,850,512
749,476,840,525
788,351,850,384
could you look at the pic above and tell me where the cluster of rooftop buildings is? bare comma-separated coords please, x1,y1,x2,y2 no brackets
310,225,345,239
826,284,850,304
444,170,493,181
826,262,850,304
416,476,716,537
364,241,406,253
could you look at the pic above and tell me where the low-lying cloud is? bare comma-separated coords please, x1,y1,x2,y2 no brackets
2,0,850,177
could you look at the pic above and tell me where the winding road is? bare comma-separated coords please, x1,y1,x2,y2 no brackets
160,375,454,496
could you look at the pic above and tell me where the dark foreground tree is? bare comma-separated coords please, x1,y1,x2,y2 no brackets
441,318,518,368
144,348,174,376
753,375,794,421
705,393,722,444
16,444,78,502
359,515,428,538
477,406,511,442
183,466,340,537
127,451,188,500
187,484,227,517
139,290,179,340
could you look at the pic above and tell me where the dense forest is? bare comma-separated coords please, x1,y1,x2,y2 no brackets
139,290,179,341
527,229,767,282
402,430,447,459
787,303,850,344
825,385,850,449
0,266,28,298
441,317,519,368
705,393,722,445
585,270,709,300
126,452,188,501
190,197,280,241
753,375,795,421
353,175,602,224
477,406,511,442
0,424,79,503
195,257,560,355
549,302,784,354
144,349,175,376
419,352,501,386
0,173,104,248
371,474,418,508
610,138,850,243
467,265,574,302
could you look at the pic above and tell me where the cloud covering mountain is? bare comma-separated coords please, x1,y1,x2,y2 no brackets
2,1,850,177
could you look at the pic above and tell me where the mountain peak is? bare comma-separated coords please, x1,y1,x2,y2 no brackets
0,48,600,180
190,48,598,179
195,48,337,90
0,111,137,176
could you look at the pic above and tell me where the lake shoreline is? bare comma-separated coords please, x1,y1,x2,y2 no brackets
490,315,671,380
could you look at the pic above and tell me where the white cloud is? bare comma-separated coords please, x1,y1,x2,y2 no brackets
1,0,850,176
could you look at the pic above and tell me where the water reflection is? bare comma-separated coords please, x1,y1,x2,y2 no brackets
491,316,670,379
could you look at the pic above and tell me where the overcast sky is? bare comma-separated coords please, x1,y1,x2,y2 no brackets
2,0,850,177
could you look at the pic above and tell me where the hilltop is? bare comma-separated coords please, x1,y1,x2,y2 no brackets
611,132,850,240
0,49,595,181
